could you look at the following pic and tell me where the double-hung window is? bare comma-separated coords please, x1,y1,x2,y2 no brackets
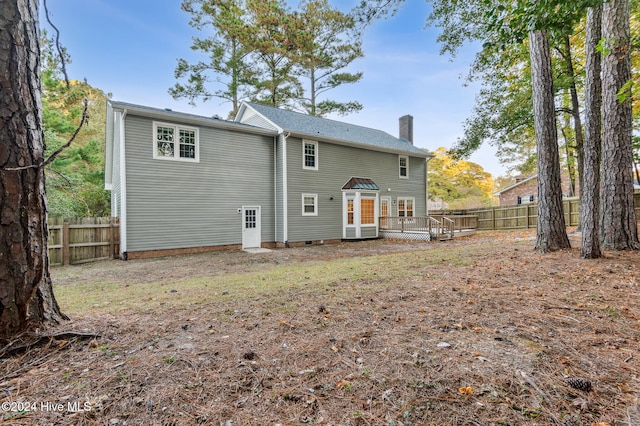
302,194,318,216
399,155,408,178
153,122,199,162
303,140,318,170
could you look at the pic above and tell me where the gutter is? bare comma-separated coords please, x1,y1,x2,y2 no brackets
284,130,433,159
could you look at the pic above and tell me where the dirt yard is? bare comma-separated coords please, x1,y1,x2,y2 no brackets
1,230,639,425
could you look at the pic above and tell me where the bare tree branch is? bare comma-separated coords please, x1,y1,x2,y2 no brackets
43,0,70,88
2,99,89,171
43,98,89,167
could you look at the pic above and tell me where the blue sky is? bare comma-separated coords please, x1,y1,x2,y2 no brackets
42,0,508,177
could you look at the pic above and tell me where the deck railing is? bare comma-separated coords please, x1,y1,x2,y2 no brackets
379,215,478,237
379,216,433,232
428,214,479,233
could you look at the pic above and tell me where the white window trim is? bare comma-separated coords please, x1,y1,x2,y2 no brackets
302,193,318,216
302,140,318,170
399,155,409,179
397,196,415,217
153,121,200,163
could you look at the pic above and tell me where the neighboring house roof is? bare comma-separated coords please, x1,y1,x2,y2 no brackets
493,174,538,197
342,177,380,191
236,102,432,158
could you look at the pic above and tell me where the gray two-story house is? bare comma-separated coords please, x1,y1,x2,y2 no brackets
105,100,432,259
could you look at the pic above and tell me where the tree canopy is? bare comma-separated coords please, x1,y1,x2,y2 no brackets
171,0,364,117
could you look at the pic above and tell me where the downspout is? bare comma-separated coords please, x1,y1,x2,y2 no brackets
274,136,277,247
119,109,128,258
282,132,290,247
425,156,433,216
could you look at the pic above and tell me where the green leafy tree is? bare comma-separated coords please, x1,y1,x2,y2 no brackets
295,0,364,116
237,0,304,108
170,0,255,118
41,34,110,218
427,147,494,209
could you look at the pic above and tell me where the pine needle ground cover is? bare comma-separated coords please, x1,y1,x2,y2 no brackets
2,230,639,425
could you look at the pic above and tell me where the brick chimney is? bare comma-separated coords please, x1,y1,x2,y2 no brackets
399,114,413,144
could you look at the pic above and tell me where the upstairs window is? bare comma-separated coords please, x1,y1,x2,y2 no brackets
153,122,199,162
399,155,408,178
303,140,318,170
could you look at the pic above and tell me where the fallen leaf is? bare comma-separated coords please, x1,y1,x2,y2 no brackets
336,379,350,389
458,386,473,395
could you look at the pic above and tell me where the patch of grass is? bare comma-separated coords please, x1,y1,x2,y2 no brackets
54,248,473,316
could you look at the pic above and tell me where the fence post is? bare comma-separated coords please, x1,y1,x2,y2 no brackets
492,207,496,230
62,222,70,266
109,217,116,259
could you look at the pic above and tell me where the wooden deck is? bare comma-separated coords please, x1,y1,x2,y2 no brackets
379,215,478,241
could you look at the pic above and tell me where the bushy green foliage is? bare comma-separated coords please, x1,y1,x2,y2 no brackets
427,147,495,209
41,34,110,218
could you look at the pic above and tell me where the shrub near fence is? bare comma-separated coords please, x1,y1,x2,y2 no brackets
48,217,119,266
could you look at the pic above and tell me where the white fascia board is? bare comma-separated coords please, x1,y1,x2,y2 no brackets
236,102,284,134
109,101,277,137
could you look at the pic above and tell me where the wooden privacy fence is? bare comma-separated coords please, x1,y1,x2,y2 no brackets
457,192,640,231
48,217,119,266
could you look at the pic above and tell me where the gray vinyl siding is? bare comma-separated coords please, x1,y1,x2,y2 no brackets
360,227,378,239
241,112,279,131
123,114,275,252
285,137,426,242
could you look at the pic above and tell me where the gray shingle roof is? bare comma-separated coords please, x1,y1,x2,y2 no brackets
108,100,277,136
244,102,431,158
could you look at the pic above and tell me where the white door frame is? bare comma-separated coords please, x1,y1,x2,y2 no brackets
242,206,261,249
342,192,379,239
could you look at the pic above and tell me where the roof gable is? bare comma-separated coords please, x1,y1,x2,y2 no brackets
236,102,431,158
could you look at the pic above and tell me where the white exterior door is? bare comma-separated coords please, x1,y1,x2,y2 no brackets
242,206,261,249
380,196,391,228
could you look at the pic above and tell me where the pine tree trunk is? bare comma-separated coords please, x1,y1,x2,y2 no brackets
600,0,639,250
529,30,571,253
0,0,67,339
581,5,603,259
562,35,584,199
